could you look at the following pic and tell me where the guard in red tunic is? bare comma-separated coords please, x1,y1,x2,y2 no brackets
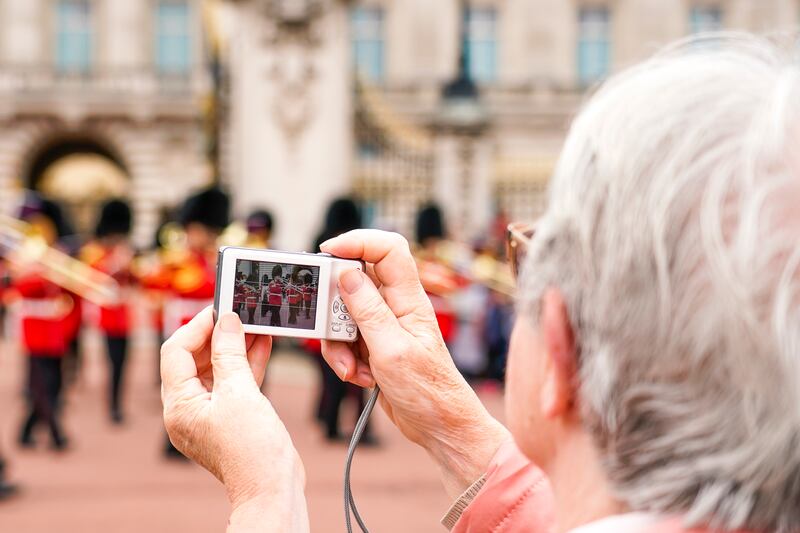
0,258,18,498
14,198,75,450
267,264,283,327
243,271,259,324
302,273,314,319
81,199,135,424
162,188,229,337
286,274,301,325
152,187,230,459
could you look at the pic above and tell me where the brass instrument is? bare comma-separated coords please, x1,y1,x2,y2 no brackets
415,240,515,297
0,215,121,306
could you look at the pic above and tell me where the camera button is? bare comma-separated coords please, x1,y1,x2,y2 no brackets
340,303,348,313
346,326,356,334
333,300,340,314
339,313,350,321
332,324,342,332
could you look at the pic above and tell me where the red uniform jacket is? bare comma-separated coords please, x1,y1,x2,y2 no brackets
268,281,283,306
14,273,73,357
83,243,134,337
244,282,259,310
303,285,315,303
286,285,300,306
160,250,217,336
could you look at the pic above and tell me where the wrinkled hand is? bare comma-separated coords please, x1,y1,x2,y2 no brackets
160,308,308,531
320,230,509,498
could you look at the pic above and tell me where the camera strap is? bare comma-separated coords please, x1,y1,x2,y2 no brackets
344,385,381,533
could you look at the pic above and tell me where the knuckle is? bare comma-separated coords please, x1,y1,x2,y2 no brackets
160,337,174,359
356,293,390,323
214,343,245,359
388,232,410,251
381,339,412,366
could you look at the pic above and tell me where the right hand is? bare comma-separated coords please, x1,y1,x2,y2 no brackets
320,230,509,497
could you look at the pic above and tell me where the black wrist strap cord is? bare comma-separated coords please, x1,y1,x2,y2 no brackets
344,385,381,533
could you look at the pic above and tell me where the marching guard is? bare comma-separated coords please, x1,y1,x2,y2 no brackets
81,199,135,424
144,187,230,458
14,198,76,450
266,265,283,327
286,273,301,325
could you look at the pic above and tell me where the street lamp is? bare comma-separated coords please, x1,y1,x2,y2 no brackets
437,0,488,133
434,0,490,240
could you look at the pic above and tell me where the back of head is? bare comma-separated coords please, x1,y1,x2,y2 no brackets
246,209,273,234
520,33,800,531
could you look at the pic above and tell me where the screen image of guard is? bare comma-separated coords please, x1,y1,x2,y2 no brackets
234,259,320,330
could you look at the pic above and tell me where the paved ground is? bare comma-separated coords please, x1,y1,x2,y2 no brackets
0,328,504,532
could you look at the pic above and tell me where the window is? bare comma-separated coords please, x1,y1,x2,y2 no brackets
156,1,191,74
56,0,92,74
351,7,385,82
689,6,723,34
465,8,497,83
577,7,611,86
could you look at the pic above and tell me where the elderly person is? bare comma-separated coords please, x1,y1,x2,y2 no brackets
160,34,800,533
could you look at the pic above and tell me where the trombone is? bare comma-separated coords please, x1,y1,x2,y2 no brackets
0,215,121,306
415,240,515,297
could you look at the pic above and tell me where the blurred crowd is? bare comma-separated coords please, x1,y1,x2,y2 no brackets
0,186,514,499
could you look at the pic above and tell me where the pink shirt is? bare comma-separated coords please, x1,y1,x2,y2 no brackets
450,440,761,533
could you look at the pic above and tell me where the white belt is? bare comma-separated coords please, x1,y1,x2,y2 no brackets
18,298,67,320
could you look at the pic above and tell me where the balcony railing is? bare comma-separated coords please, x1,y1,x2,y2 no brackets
0,65,209,99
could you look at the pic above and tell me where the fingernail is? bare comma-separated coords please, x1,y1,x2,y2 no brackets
219,312,242,333
340,269,364,294
336,363,348,381
320,237,336,250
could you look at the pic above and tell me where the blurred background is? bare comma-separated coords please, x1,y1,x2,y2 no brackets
0,0,797,532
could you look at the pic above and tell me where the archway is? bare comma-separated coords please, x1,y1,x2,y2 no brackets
23,136,130,235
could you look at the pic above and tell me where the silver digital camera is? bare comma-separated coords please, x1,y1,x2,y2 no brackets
214,246,362,342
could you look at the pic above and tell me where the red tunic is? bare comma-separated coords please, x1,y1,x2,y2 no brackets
82,243,134,337
267,280,283,306
267,281,283,306
302,285,314,303
244,282,259,310
286,285,300,305
160,250,217,336
14,273,73,357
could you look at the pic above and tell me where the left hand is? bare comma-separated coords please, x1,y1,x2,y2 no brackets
160,307,307,521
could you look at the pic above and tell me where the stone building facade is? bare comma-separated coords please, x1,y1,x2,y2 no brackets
0,0,796,248
0,0,211,246
350,0,800,241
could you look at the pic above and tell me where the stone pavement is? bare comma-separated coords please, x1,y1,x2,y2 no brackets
0,330,504,532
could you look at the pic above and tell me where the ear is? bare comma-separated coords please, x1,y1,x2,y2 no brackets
539,288,578,418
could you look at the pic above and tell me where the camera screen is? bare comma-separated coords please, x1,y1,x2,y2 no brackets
234,259,321,330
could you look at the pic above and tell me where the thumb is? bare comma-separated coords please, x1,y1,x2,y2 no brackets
338,269,403,347
211,312,254,388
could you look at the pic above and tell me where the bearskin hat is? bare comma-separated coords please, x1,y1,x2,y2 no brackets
415,203,446,245
180,187,230,231
95,199,132,238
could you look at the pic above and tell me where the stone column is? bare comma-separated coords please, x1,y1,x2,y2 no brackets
433,130,492,243
226,0,353,251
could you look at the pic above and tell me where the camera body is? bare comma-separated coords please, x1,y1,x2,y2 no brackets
214,246,362,342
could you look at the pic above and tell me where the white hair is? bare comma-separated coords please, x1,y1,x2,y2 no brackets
519,33,800,532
